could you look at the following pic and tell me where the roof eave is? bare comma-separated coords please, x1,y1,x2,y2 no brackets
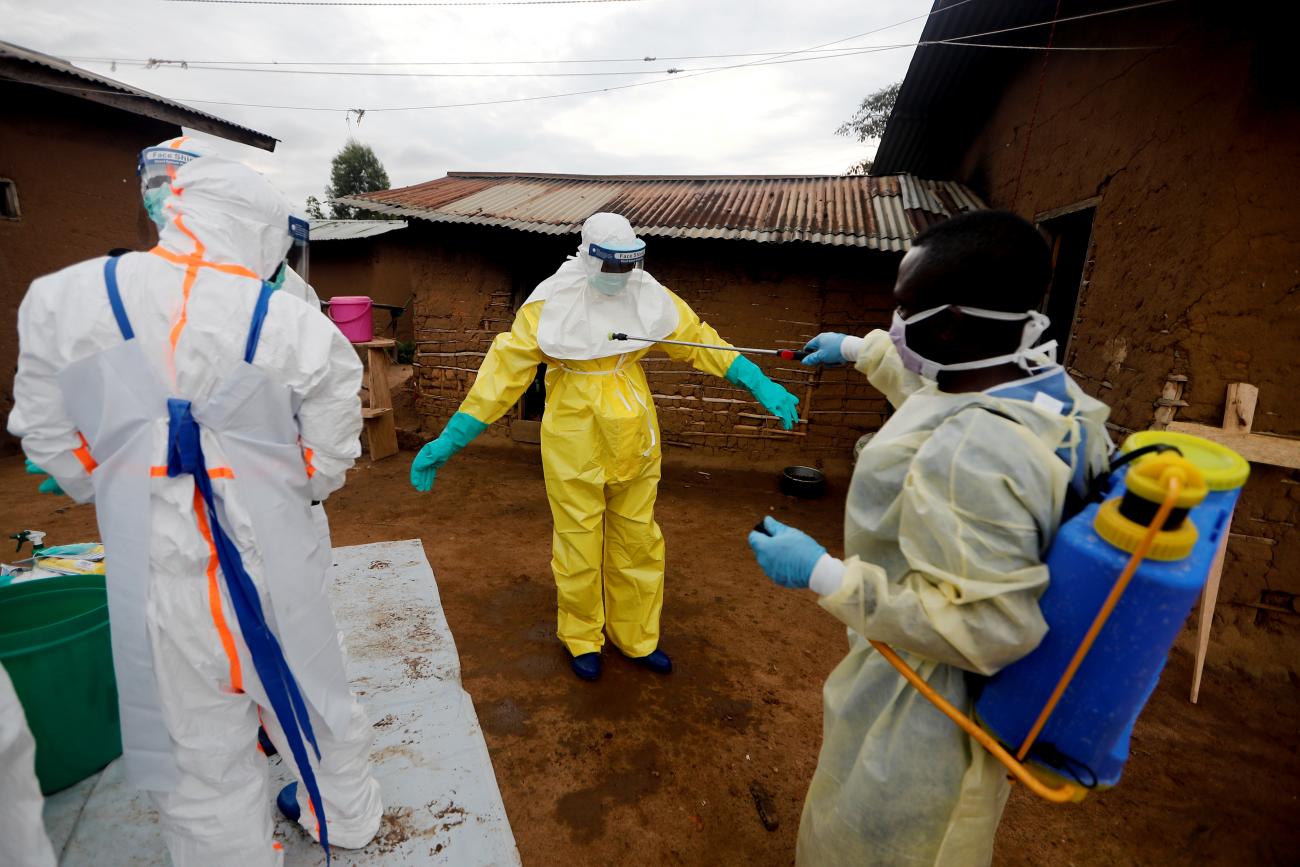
337,196,903,250
0,56,277,152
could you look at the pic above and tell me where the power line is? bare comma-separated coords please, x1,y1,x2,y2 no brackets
65,44,926,69
938,0,1176,44
65,0,1173,75
69,0,972,69
22,0,1174,115
930,40,1166,51
90,46,911,79
164,0,643,5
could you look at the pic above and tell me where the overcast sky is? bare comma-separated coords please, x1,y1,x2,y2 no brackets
2,0,931,211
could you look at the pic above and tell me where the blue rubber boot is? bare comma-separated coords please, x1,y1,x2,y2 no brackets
276,782,301,822
571,652,602,681
632,648,672,674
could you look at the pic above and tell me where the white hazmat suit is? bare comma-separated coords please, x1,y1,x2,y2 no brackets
0,665,57,867
797,331,1111,866
9,157,382,865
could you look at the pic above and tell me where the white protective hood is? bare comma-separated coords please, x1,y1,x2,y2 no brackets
157,156,296,282
526,213,678,361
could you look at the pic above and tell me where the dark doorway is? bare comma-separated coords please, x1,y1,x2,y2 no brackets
1037,205,1096,362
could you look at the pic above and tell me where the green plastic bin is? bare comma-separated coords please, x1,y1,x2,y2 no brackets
0,574,122,794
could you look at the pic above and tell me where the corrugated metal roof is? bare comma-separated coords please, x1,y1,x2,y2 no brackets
0,40,276,152
310,219,408,242
341,172,985,251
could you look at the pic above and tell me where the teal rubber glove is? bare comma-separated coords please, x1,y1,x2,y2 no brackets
25,460,65,496
748,516,827,589
801,332,850,367
410,412,489,492
725,356,800,430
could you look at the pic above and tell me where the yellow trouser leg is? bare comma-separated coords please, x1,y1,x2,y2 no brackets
545,469,608,656
602,463,665,658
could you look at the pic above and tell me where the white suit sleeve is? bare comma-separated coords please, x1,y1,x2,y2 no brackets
819,409,1064,675
854,329,925,409
7,274,97,503
290,305,364,501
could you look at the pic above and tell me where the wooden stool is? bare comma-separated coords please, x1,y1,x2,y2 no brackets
356,338,398,462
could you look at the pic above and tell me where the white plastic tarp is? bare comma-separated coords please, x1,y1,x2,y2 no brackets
43,539,520,866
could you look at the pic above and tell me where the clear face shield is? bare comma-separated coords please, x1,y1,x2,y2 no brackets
286,215,310,283
137,146,204,227
584,241,646,296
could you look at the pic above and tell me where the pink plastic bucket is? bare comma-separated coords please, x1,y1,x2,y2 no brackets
328,296,373,343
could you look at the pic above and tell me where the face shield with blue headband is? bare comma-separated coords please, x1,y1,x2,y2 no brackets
584,239,646,296
138,145,205,228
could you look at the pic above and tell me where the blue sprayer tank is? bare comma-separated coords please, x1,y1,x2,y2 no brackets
975,431,1249,790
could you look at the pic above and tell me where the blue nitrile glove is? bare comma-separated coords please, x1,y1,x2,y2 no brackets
25,459,64,496
410,412,490,492
748,516,827,589
800,332,850,367
725,356,800,431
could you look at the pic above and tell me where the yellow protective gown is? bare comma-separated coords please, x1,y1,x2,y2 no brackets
457,294,738,657
797,331,1111,866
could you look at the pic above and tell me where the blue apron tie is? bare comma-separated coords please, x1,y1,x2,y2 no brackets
106,259,332,860
166,401,332,860
103,256,134,341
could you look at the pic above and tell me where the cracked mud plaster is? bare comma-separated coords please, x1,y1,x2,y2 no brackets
954,8,1300,668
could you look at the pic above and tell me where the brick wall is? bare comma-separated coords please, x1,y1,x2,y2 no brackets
406,224,901,463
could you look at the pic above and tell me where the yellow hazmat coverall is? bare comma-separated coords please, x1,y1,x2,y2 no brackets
457,297,739,658
797,331,1111,866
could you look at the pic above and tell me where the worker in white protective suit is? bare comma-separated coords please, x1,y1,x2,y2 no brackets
411,212,801,682
0,665,57,867
139,136,323,309
9,157,382,866
140,138,333,759
750,210,1113,866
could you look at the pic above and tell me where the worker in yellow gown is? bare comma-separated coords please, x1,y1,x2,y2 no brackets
411,213,800,681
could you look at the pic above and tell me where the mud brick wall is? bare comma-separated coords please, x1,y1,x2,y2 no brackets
954,6,1300,667
404,224,901,464
1,84,177,455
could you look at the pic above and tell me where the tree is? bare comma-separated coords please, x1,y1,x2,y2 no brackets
836,80,901,176
305,195,325,220
321,140,393,219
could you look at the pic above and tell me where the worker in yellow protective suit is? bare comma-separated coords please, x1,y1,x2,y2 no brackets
412,213,800,681
751,211,1112,866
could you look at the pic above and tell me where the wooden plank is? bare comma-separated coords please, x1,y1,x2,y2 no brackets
1224,382,1259,433
361,407,392,420
364,413,399,461
354,338,397,349
368,347,394,412
1151,375,1186,429
1190,519,1232,704
1164,422,1300,470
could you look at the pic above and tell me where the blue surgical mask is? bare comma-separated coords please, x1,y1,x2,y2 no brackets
590,271,631,296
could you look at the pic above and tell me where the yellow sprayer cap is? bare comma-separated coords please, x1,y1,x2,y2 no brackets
1121,431,1250,492
1093,500,1199,560
1124,453,1209,509
1093,454,1207,560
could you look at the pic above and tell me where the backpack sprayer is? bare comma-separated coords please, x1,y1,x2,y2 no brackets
609,332,810,361
867,432,1247,802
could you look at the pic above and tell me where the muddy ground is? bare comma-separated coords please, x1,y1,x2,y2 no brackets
2,444,1296,865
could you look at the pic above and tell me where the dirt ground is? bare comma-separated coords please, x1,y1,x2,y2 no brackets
2,444,1296,866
